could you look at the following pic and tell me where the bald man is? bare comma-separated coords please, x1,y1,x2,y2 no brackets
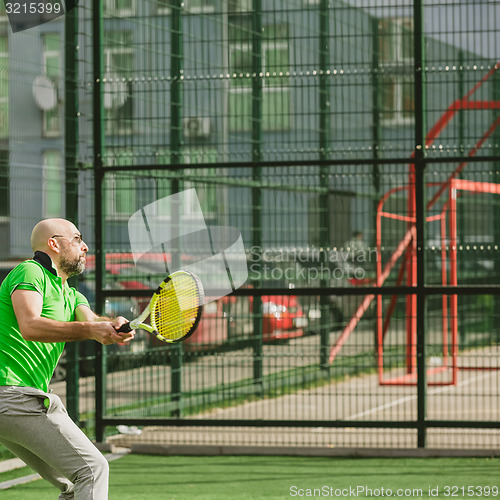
0,218,135,499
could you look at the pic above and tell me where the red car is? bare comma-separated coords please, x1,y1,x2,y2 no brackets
261,294,308,341
85,254,308,351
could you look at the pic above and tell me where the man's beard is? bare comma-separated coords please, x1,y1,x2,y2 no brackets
59,255,85,278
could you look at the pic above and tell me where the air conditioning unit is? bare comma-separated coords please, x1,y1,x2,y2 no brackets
183,117,211,139
32,75,58,111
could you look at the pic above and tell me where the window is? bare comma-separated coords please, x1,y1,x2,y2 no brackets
229,22,290,132
151,147,217,217
104,147,218,220
228,0,251,13
152,149,171,203
377,18,414,125
106,174,136,217
104,0,135,17
42,33,61,136
103,32,134,135
106,150,135,218
43,151,64,217
156,0,215,14
0,36,8,138
183,147,218,217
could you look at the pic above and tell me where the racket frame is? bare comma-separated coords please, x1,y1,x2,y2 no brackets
127,270,204,343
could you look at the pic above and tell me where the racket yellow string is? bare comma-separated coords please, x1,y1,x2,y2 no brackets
151,274,201,340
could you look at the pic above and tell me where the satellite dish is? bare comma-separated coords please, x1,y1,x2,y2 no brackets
103,74,128,110
32,74,58,111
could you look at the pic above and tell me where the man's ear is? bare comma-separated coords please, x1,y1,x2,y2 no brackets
47,238,61,254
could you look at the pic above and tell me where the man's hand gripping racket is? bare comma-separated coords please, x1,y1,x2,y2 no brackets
117,270,204,343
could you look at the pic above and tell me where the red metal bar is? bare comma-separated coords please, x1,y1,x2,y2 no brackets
427,112,500,209
453,178,500,195
440,209,449,367
462,62,500,101
329,293,375,364
380,365,451,386
457,100,500,110
379,211,415,222
339,64,500,383
376,195,385,380
449,183,459,385
406,165,417,375
382,256,407,341
375,61,500,384
329,226,415,364
422,61,499,156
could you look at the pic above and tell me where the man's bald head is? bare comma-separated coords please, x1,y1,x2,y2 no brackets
31,218,79,252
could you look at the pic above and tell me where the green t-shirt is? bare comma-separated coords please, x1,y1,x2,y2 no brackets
0,257,89,392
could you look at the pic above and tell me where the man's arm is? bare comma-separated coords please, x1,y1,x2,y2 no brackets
74,304,133,340
12,289,134,345
75,303,125,325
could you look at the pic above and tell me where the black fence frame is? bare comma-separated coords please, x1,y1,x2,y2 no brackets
69,0,500,448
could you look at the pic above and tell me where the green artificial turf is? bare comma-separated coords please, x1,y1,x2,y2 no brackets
0,455,498,499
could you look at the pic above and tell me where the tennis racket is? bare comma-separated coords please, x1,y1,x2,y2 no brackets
117,270,204,343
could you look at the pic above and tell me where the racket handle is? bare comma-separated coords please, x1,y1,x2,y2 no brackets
117,322,133,333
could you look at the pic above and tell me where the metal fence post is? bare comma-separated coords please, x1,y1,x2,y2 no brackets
319,0,331,371
64,4,80,425
371,17,382,359
414,0,428,449
493,62,500,343
251,0,264,393
371,18,381,196
92,0,106,443
170,178,183,417
170,0,184,417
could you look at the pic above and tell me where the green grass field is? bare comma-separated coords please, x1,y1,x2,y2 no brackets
1,455,499,499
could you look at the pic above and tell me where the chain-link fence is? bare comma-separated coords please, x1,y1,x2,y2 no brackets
0,0,499,456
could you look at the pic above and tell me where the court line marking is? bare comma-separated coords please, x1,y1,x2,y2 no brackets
0,458,26,474
346,371,497,420
0,449,131,491
0,472,41,490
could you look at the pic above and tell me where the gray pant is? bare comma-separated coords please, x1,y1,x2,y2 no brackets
0,386,109,499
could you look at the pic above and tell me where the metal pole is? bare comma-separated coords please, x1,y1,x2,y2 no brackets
170,0,184,417
92,0,106,443
493,63,500,342
457,50,466,346
251,0,263,393
414,0,427,449
319,0,331,371
371,17,382,368
371,18,381,195
64,1,80,425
